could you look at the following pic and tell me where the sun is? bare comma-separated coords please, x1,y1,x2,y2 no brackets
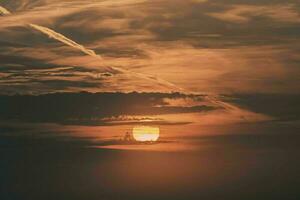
132,126,160,142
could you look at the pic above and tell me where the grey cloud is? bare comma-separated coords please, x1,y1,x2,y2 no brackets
62,118,192,126
0,4,182,92
126,1,300,47
28,26,184,91
223,94,300,121
209,0,299,5
0,54,60,71
31,79,101,88
0,92,217,126
206,4,300,24
1,0,300,94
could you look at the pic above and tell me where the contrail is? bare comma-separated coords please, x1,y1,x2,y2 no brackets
1,4,243,112
0,6,11,15
28,24,181,90
0,5,182,91
29,24,102,59
0,6,101,59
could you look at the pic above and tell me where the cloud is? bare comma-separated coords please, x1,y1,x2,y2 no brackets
1,1,300,95
28,24,102,59
223,93,300,121
0,92,218,126
65,115,193,126
0,91,279,128
27,24,181,91
206,4,300,24
0,4,181,92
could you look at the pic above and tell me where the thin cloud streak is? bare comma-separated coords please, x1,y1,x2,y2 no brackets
0,5,180,91
28,24,102,59
27,24,181,91
28,24,181,91
0,2,274,124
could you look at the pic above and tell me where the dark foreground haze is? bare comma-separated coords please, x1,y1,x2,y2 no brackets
1,134,300,200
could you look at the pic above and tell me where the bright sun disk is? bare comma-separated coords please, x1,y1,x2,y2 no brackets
132,126,160,142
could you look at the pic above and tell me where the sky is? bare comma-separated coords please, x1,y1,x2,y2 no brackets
0,0,300,142
1,2,300,199
1,0,300,94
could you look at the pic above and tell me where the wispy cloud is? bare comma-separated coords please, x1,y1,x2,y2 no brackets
28,24,102,59
207,4,300,24
26,24,181,91
2,1,299,95
0,5,180,91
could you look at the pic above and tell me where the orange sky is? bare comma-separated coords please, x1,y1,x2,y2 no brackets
0,0,300,140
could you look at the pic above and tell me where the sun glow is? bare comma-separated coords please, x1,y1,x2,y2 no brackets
132,126,160,142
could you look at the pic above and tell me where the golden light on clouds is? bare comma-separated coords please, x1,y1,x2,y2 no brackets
132,126,160,142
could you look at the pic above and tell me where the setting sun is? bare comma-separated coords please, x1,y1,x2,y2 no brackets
132,126,160,142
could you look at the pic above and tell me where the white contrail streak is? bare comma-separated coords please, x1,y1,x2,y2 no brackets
204,94,241,111
29,24,102,59
0,5,181,91
0,6,240,109
27,24,181,90
0,6,11,15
